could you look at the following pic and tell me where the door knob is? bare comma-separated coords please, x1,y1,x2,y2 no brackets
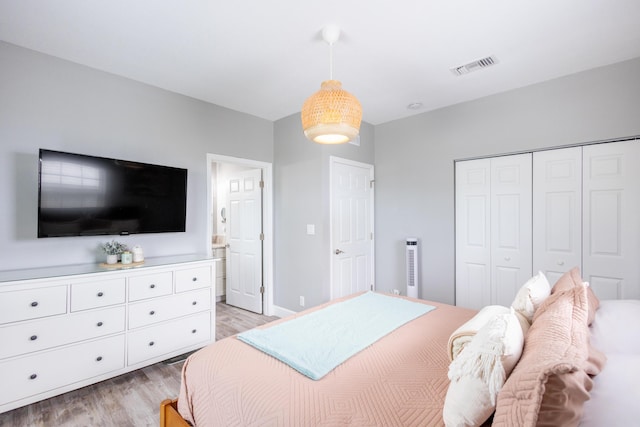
335,249,344,255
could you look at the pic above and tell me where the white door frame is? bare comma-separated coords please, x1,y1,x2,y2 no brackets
206,153,274,316
329,156,375,300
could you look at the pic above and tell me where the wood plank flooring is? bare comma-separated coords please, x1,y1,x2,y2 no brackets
0,303,279,427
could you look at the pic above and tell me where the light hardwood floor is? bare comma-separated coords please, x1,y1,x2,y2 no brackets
0,302,279,427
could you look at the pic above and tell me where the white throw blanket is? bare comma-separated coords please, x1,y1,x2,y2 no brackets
447,305,510,361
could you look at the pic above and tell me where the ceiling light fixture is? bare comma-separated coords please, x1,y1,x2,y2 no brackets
301,25,362,144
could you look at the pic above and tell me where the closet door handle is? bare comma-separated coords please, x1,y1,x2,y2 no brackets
557,260,565,266
504,256,511,261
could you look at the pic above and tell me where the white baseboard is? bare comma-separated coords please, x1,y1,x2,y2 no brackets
271,304,296,318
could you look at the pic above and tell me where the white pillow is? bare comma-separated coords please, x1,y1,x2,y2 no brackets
443,310,524,427
511,271,550,324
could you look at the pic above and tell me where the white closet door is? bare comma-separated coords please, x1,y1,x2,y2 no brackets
533,148,582,285
455,159,491,309
490,154,532,307
583,141,640,299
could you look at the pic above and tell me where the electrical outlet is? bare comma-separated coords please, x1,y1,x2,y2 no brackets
299,296,305,307
392,289,400,295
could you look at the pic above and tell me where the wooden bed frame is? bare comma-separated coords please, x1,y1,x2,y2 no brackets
160,399,190,427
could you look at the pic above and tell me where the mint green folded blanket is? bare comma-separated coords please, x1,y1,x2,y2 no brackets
237,292,435,380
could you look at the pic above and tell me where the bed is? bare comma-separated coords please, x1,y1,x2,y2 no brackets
160,269,639,427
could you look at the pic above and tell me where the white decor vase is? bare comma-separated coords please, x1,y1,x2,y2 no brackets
106,254,118,265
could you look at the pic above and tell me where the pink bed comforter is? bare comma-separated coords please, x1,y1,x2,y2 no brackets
178,294,475,426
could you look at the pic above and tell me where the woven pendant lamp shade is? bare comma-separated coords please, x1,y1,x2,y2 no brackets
301,79,362,144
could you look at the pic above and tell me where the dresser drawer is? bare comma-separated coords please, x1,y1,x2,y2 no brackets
215,277,225,297
0,334,125,405
0,286,67,325
212,247,226,258
214,258,226,278
128,288,211,329
128,272,173,302
175,266,211,293
127,312,210,366
71,278,125,311
0,306,125,359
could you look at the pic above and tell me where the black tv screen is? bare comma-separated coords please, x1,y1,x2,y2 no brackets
38,149,187,238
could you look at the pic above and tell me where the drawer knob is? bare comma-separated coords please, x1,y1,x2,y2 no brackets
96,356,103,362
192,301,197,306
97,292,104,297
149,310,155,316
29,374,37,380
150,284,156,289
97,322,103,327
192,329,197,334
192,277,197,282
149,341,155,346
30,335,38,341
30,301,39,307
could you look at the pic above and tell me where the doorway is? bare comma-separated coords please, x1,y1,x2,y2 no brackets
206,153,273,316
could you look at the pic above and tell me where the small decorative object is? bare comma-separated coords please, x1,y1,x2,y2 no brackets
132,245,144,263
101,240,128,265
121,251,133,265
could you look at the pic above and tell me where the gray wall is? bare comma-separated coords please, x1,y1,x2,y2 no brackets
374,57,640,305
274,114,374,311
0,42,273,271
3,40,640,312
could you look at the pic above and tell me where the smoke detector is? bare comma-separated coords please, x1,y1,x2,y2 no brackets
450,55,498,76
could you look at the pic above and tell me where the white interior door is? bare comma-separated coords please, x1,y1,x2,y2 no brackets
455,159,491,309
533,147,582,285
583,141,640,299
225,168,263,313
491,154,532,307
330,157,374,299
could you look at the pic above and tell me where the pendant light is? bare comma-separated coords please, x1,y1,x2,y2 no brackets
301,25,362,144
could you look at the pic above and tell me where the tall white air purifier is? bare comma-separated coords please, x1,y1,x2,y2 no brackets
406,238,419,298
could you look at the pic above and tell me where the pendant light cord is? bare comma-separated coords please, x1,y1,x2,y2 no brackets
329,41,334,80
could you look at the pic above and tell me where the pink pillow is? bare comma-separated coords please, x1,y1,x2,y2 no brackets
492,282,590,426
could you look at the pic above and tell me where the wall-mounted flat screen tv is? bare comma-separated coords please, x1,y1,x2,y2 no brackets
38,149,187,238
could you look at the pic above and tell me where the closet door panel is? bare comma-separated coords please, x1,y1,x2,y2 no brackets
490,154,532,305
583,141,640,299
532,148,582,285
455,159,491,309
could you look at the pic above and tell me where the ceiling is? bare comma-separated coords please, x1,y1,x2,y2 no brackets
1,1,640,125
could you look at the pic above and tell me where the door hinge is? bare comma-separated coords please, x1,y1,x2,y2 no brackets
369,179,375,188
370,232,373,240
259,232,264,241
370,284,373,291
259,180,264,189
260,285,265,294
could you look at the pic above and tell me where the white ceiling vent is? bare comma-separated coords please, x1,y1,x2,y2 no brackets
451,56,498,76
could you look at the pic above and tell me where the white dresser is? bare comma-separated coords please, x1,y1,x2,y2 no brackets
0,255,216,414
